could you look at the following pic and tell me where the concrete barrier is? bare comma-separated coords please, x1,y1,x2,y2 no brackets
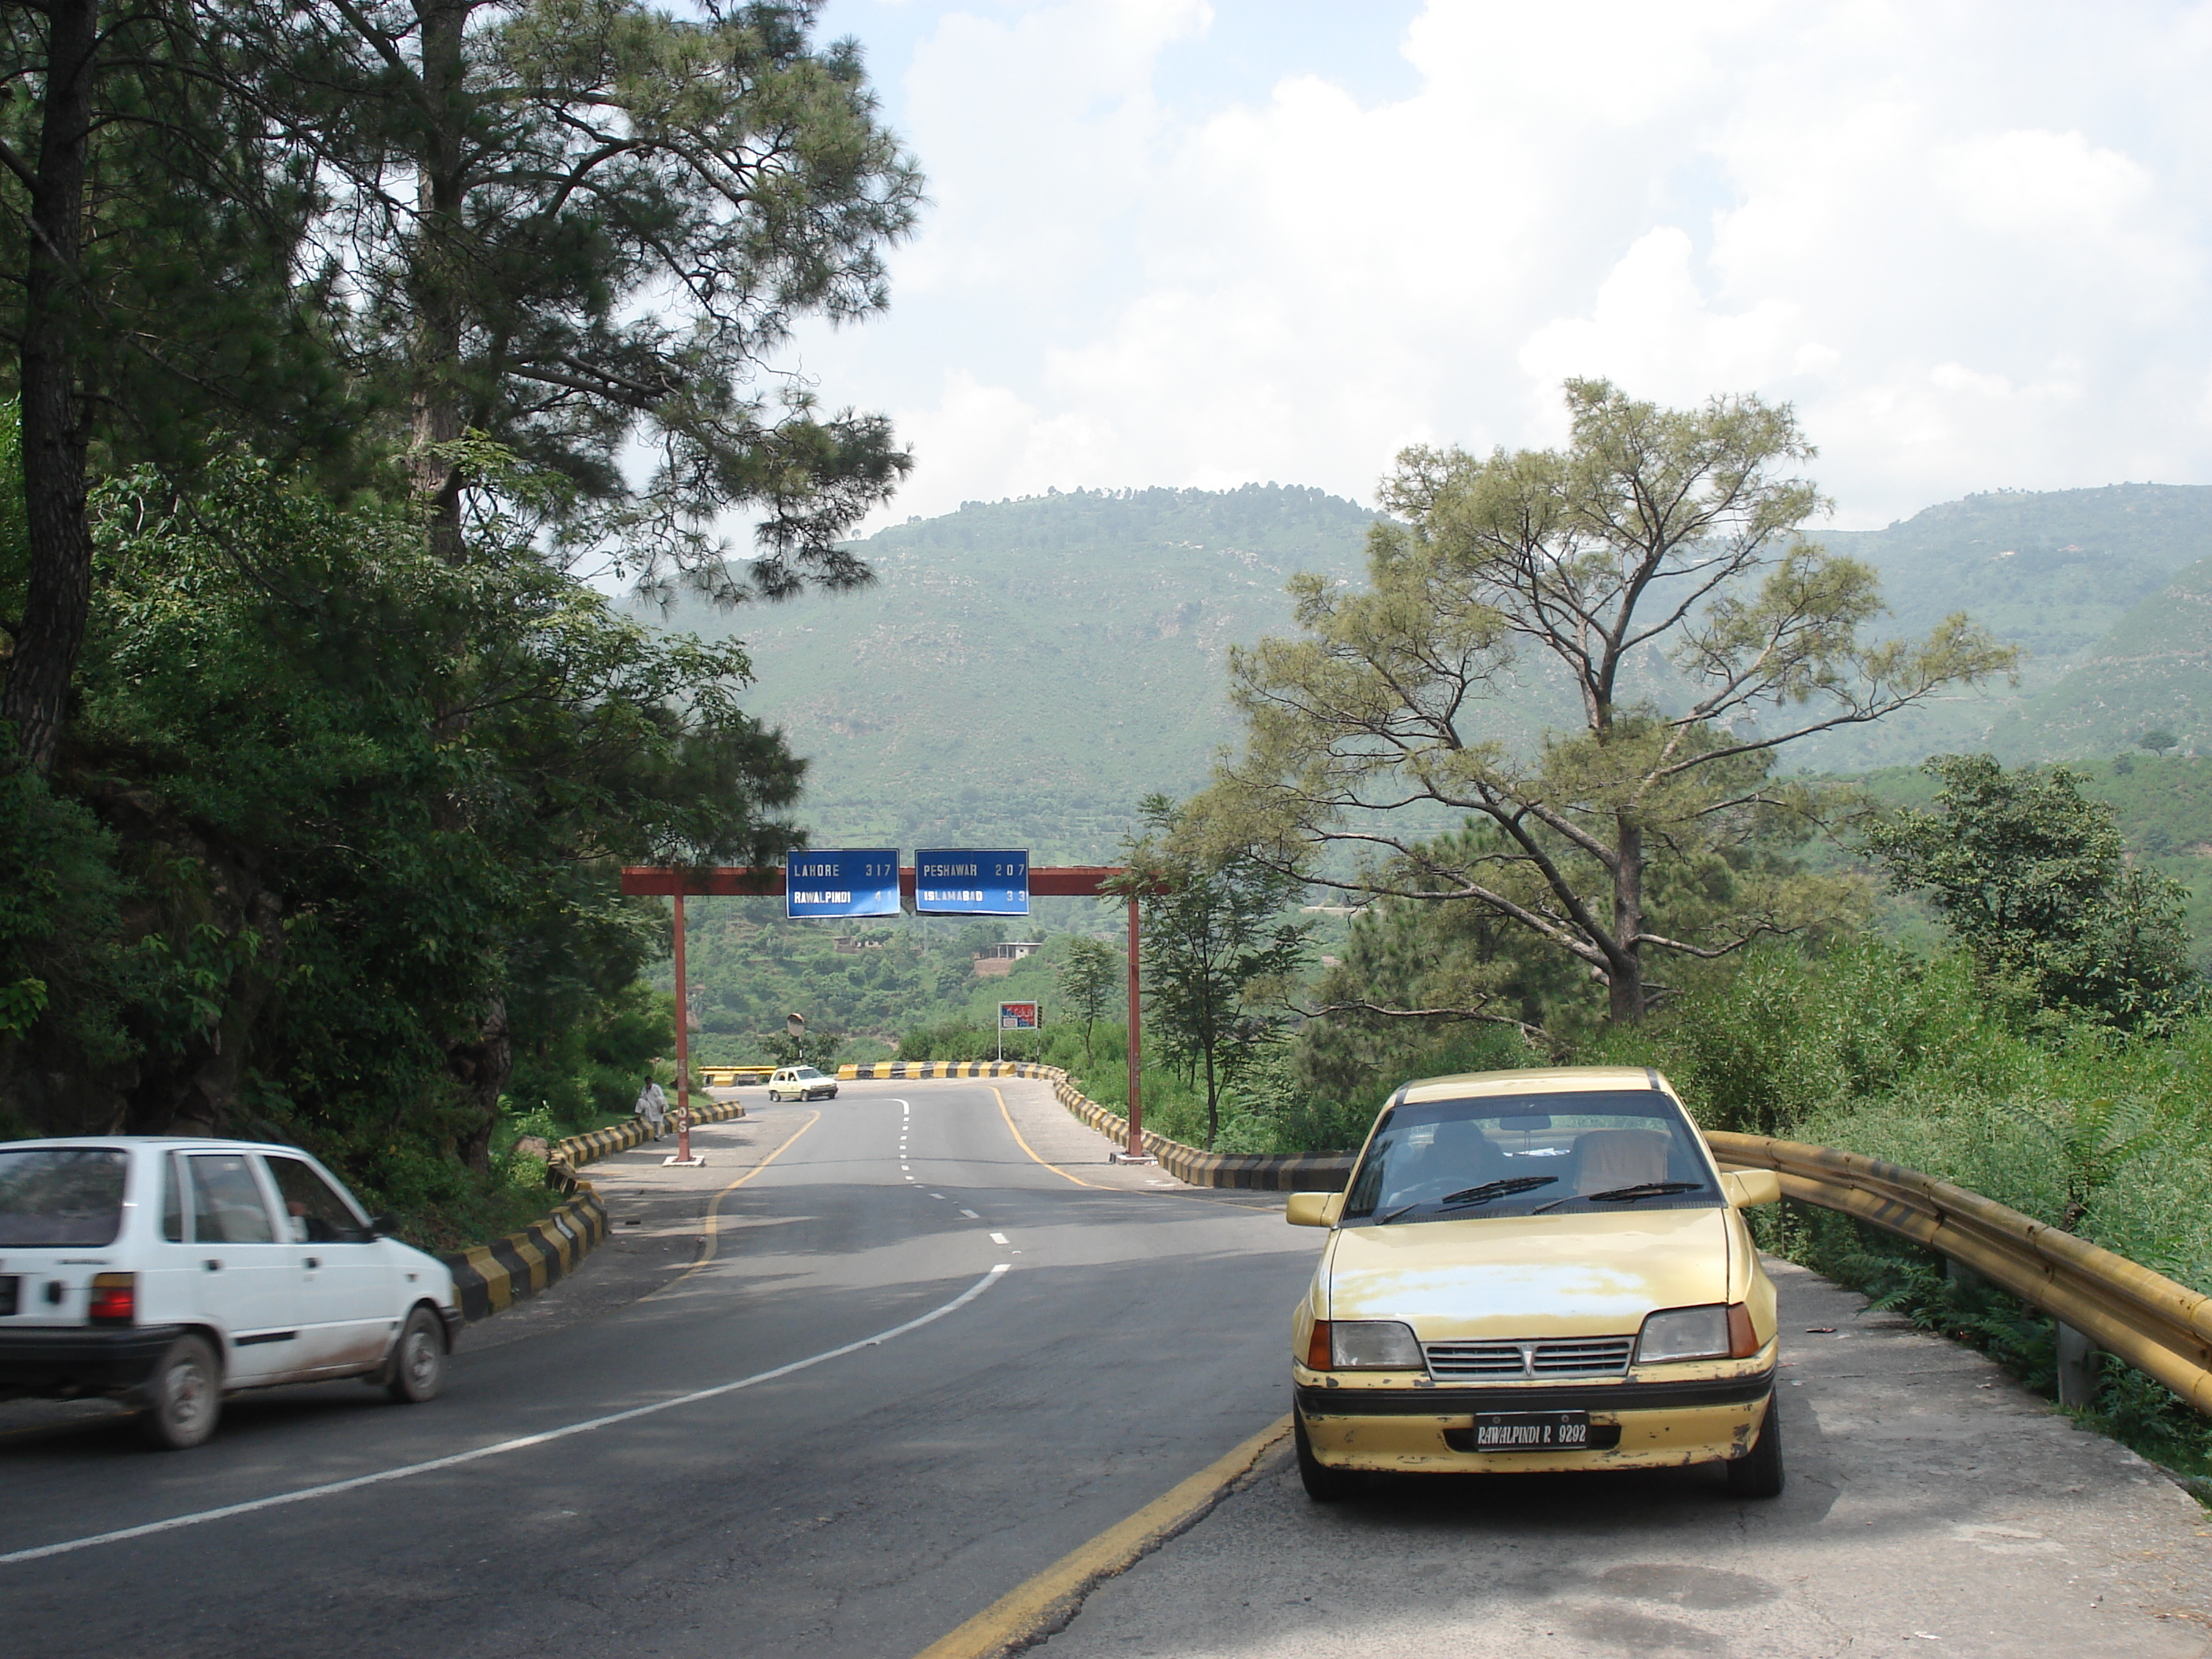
435,1097,750,1326
547,1096,747,1177
840,1060,1046,1080
440,1188,608,1324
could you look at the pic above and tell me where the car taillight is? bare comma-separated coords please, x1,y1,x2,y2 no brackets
88,1272,136,1325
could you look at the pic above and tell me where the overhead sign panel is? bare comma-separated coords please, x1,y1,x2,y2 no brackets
915,848,1030,915
785,849,900,919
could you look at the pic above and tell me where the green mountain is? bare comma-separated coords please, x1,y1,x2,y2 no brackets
665,480,2212,858
1992,555,2212,759
1793,485,2212,770
672,485,1378,859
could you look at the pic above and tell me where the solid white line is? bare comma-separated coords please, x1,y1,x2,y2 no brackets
0,1265,1013,1569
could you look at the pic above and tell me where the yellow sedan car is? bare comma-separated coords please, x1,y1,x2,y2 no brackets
1286,1065,1783,1500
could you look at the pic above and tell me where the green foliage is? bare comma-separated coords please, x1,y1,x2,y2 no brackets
1860,755,2197,1030
2138,728,2180,756
505,981,678,1136
262,0,924,594
1200,379,2004,1024
1055,935,1122,1067
1111,796,1311,1149
3,447,808,1240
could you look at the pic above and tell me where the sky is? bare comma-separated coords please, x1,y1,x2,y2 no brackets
786,0,2212,533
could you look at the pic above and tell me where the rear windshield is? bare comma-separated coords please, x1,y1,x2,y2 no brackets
1342,1090,1719,1225
0,1148,130,1247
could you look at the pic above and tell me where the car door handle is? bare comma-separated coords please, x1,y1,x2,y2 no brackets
203,1259,222,1272
304,1257,321,1270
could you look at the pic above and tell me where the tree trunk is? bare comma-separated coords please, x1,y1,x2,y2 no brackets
409,0,471,566
5,0,100,775
1203,1043,1218,1150
1607,815,1646,1023
451,994,511,1172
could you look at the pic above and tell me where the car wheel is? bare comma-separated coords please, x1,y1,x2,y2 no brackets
386,1306,447,1404
1724,1395,1785,1498
138,1332,222,1450
1294,1411,1361,1502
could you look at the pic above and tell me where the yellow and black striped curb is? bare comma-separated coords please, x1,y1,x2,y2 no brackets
548,1096,748,1175
837,1060,1049,1080
436,1098,752,1327
438,1188,608,1324
700,1065,773,1085
1046,1072,1355,1192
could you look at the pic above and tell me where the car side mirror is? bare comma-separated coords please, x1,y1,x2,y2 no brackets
1286,1192,1345,1228
368,1212,400,1238
1721,1170,1782,1209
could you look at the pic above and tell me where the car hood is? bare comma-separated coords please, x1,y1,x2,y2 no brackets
1323,1207,1732,1340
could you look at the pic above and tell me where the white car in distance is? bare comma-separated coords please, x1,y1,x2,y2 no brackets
0,1137,463,1448
767,1066,840,1102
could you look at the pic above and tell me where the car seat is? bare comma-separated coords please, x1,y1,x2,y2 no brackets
1570,1128,1672,1196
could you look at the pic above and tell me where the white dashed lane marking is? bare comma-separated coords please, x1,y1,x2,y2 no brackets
989,1232,1009,1244
958,1208,980,1219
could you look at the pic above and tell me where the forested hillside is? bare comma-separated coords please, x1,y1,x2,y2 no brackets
0,2,923,1246
673,482,2212,863
665,485,1377,858
1803,484,2212,767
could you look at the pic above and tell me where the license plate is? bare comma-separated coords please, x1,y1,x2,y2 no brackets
0,1276,16,1317
1470,1410,1590,1450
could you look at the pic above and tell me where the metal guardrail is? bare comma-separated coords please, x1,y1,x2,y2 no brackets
1707,1130,2212,1414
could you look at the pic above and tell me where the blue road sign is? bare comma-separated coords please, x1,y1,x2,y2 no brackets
786,849,901,919
914,848,1030,915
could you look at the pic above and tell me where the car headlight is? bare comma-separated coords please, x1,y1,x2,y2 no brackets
1327,1320,1425,1370
1636,1303,1760,1363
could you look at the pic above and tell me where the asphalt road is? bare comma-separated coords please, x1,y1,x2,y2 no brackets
0,1082,1317,1658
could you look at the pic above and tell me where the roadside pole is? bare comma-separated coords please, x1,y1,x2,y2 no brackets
1122,894,1146,1160
668,889,699,1166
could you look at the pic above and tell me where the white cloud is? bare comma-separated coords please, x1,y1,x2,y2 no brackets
789,0,2212,533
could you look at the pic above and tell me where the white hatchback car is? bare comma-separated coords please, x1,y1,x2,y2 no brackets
0,1137,463,1449
767,1066,839,1102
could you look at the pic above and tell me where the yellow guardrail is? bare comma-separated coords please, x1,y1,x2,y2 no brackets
698,1066,774,1086
1707,1130,2212,1415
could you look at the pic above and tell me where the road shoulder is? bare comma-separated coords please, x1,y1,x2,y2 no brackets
1020,1256,2212,1659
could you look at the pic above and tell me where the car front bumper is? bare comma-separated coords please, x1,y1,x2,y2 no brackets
1294,1365,1775,1474
0,1324,184,1397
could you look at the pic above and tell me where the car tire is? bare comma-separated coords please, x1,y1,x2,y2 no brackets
386,1306,447,1404
138,1332,222,1451
1724,1395,1785,1498
1294,1411,1361,1502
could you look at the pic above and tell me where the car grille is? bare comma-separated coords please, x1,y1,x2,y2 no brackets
1423,1337,1635,1379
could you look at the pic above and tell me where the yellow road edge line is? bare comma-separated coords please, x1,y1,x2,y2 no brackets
644,1108,822,1298
910,1415,1293,1659
990,1084,1108,1189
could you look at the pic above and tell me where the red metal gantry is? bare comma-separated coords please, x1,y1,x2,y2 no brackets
617,866,1152,1160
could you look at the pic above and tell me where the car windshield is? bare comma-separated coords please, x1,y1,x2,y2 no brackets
1341,1091,1719,1225
0,1147,130,1246
793,1068,822,1079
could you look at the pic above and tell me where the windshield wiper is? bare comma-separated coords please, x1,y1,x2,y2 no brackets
1533,1180,1705,1214
1375,1174,1557,1223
